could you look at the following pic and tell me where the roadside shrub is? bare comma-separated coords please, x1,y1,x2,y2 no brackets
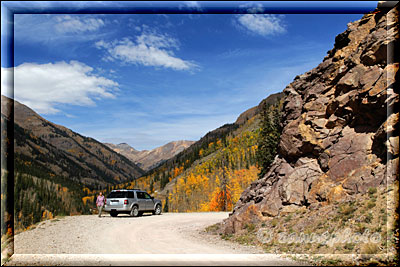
360,243,379,254
344,243,355,251
284,214,292,223
364,212,373,223
244,223,256,232
368,187,377,196
367,200,376,209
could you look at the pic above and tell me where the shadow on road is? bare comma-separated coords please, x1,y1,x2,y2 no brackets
98,213,157,218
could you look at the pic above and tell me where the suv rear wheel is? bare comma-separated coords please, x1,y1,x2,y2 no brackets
130,205,139,217
153,204,162,215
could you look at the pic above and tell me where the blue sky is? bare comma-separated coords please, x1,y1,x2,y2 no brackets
1,2,376,150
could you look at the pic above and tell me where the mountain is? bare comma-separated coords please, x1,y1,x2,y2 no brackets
218,3,398,258
2,95,144,188
106,92,283,212
105,140,195,172
1,95,146,230
234,92,283,125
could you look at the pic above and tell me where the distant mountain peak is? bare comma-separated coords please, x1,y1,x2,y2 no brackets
106,140,195,172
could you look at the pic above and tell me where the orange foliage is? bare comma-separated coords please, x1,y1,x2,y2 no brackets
208,189,232,211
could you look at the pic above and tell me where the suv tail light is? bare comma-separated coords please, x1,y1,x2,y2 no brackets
124,199,128,205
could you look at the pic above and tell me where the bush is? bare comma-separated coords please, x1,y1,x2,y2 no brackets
367,200,376,209
368,187,377,196
364,213,373,223
360,243,379,254
344,243,355,251
284,214,292,222
244,223,256,232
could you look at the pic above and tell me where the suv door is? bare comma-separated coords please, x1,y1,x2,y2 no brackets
136,191,147,211
143,192,154,210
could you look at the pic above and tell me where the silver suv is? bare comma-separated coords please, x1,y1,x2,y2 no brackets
103,189,162,217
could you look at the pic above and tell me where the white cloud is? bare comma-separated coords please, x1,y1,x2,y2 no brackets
54,15,105,33
236,14,286,36
238,2,265,13
183,1,202,10
14,14,106,44
2,61,119,114
95,32,198,71
185,1,201,8
1,68,13,99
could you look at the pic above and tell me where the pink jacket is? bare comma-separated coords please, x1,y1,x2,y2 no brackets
96,195,105,206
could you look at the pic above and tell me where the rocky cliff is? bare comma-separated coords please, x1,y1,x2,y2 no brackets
222,3,398,234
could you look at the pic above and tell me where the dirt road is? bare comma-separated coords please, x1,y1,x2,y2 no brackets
7,212,301,266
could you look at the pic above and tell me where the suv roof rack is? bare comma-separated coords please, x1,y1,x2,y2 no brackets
111,188,141,191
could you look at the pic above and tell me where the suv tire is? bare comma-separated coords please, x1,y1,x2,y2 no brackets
153,204,162,215
130,205,139,217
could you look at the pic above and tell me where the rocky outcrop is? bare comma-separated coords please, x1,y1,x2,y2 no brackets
222,4,399,234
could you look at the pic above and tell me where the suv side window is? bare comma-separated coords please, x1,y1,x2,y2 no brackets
144,192,151,199
137,192,145,199
128,191,135,198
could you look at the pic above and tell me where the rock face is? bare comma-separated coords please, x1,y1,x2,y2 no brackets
222,4,399,234
105,140,195,171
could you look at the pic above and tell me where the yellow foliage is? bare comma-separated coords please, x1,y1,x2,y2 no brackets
82,195,94,205
67,148,77,154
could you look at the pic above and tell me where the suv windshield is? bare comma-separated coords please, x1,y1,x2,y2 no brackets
107,191,128,198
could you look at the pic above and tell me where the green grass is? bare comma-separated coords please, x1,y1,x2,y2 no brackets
364,212,373,223
367,200,376,209
368,187,377,196
244,223,256,232
220,233,233,240
235,234,254,245
284,214,292,222
205,223,220,233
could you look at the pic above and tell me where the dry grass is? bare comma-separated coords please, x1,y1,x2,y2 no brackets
210,182,399,266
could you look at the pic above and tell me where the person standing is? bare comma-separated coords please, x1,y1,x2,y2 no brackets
96,192,105,217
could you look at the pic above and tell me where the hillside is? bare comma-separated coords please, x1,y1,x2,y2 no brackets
214,3,399,262
1,95,144,188
104,93,283,212
1,95,144,231
105,140,195,172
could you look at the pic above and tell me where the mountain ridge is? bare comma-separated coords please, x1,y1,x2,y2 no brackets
2,95,144,188
105,140,195,172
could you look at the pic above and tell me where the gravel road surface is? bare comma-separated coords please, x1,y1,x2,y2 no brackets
6,212,301,266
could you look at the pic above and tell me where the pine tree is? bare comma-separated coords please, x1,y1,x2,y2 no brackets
149,179,154,193
256,101,281,178
163,191,169,212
